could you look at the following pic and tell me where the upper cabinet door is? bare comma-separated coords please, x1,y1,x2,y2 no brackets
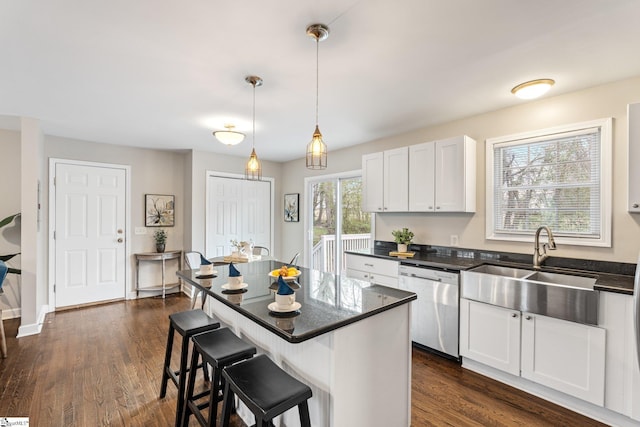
629,103,640,212
383,147,409,211
362,152,384,212
435,135,476,212
409,142,435,212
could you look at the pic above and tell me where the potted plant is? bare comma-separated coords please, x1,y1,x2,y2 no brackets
153,229,167,253
392,227,414,253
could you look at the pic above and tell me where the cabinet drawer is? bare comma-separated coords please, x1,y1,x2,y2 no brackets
345,254,398,277
346,268,398,288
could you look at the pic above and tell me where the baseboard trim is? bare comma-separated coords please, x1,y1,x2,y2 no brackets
1,307,21,320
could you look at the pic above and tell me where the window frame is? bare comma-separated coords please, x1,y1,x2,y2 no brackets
485,118,612,247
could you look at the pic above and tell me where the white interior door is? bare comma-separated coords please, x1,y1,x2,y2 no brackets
54,163,126,307
206,175,272,258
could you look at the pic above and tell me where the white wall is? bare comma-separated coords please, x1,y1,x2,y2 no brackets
187,150,284,258
282,75,640,264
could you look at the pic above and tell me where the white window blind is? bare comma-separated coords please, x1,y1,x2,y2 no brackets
492,127,602,239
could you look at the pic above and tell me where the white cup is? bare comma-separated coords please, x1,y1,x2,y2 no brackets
227,275,243,289
275,292,296,309
199,264,214,276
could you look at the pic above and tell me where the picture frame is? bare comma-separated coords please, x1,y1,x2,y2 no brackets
284,193,299,222
145,194,175,227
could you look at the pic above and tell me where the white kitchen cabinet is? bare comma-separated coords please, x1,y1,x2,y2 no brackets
362,152,384,212
460,299,520,375
521,313,605,406
345,253,398,288
362,147,408,212
628,103,640,212
408,135,476,212
599,291,640,420
408,142,435,211
460,298,606,406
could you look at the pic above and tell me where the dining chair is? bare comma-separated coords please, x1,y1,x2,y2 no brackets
253,246,270,256
184,251,208,309
289,252,300,267
0,261,7,357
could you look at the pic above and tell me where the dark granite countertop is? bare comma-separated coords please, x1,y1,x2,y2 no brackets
347,241,636,295
177,260,416,343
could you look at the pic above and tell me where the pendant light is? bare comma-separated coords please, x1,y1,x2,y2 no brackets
245,75,263,180
306,23,329,170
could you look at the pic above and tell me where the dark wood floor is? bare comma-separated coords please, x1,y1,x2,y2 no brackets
0,296,607,426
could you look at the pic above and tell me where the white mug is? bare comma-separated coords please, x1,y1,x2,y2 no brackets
227,275,243,289
275,293,295,309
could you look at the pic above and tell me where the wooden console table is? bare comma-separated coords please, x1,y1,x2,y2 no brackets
135,250,182,298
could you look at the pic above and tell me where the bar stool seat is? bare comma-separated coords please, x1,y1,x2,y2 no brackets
159,309,220,427
182,328,256,427
220,354,312,427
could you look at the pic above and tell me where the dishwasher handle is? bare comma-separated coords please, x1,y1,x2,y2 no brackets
399,271,442,282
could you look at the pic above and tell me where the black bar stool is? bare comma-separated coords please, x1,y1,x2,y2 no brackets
182,328,256,427
159,309,220,427
220,354,313,427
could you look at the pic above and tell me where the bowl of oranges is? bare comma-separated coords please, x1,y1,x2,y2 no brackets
268,265,301,282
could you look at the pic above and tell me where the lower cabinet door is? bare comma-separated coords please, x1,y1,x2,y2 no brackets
521,313,606,406
460,299,521,375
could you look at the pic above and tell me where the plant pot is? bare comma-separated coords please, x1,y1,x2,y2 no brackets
397,243,408,253
156,243,165,253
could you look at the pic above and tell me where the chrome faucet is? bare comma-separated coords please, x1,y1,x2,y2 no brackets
533,226,557,269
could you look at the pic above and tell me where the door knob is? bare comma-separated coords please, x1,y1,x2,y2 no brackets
117,238,123,243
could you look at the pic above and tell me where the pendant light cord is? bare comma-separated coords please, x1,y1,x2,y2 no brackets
252,81,256,150
315,37,319,127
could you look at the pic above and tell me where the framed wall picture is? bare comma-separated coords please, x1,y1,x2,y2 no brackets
145,194,175,227
284,193,299,222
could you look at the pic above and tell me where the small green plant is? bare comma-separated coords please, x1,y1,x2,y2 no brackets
153,229,167,245
391,227,414,244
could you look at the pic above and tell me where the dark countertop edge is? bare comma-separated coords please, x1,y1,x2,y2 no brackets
177,270,417,344
347,243,636,295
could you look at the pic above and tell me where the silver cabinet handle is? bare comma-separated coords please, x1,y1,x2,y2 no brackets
511,313,518,318
117,238,123,243
436,206,441,210
364,263,374,267
525,315,532,320
634,203,639,208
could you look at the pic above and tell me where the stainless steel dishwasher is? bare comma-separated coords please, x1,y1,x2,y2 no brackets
398,263,460,359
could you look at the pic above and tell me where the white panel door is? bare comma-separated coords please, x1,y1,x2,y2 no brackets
55,163,126,307
206,176,242,257
206,175,271,257
242,180,271,250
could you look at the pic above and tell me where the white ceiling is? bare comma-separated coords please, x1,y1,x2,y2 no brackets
2,0,640,162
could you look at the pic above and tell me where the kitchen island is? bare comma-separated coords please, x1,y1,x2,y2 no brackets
177,260,416,427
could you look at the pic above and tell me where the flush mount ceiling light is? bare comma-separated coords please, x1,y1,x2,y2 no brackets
214,123,245,146
305,23,330,170
511,78,555,100
245,75,263,181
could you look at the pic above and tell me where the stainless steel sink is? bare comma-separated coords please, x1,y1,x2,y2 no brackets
467,264,533,279
524,271,596,290
461,264,599,325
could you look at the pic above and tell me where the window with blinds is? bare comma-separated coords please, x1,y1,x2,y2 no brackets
486,118,612,247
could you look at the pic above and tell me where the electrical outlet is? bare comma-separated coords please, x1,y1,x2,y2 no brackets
450,235,459,246
135,227,147,235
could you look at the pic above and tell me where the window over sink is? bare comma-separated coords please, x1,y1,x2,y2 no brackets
486,118,612,247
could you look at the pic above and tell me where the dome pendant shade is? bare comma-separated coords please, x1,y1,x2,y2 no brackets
245,148,262,180
214,124,245,145
511,78,555,99
306,125,327,169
